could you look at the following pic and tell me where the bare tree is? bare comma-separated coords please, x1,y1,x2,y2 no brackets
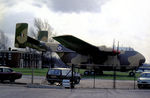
30,27,37,39
30,18,56,42
0,30,9,49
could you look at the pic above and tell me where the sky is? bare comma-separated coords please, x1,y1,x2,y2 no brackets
0,0,150,63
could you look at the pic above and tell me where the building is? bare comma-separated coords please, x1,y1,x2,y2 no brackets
0,49,51,68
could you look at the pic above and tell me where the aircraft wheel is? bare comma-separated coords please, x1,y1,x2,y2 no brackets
129,72,135,77
84,71,90,75
90,71,95,75
0,80,4,83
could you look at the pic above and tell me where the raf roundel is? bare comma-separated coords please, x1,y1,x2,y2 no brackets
57,45,63,51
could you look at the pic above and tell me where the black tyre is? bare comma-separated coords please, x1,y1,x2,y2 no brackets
84,71,90,75
75,78,80,84
129,72,135,77
138,84,143,89
0,80,4,83
90,71,95,75
49,81,55,84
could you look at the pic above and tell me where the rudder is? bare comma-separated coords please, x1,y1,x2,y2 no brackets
14,23,28,48
38,31,48,42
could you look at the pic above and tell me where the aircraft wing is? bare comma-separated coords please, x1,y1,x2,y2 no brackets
53,35,100,55
53,35,118,57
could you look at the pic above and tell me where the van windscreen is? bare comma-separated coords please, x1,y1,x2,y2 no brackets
48,69,61,75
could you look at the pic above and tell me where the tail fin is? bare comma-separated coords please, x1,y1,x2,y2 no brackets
14,23,28,48
38,31,48,42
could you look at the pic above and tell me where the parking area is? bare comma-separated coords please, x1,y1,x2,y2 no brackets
76,79,137,89
0,75,138,89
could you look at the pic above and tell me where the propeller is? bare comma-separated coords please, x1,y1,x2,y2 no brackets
117,41,120,54
112,39,120,55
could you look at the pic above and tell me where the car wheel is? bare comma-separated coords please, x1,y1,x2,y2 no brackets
0,80,4,83
138,84,143,89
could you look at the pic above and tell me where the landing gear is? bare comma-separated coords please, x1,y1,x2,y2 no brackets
90,71,95,75
84,71,90,75
84,71,95,75
84,70,103,75
129,72,135,77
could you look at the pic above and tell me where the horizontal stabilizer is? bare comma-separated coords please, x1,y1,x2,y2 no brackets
14,23,49,51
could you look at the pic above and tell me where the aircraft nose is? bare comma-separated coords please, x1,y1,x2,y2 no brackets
139,53,146,66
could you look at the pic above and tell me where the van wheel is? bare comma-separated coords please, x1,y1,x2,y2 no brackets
49,81,54,84
75,78,80,84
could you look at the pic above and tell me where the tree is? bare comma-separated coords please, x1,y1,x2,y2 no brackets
30,18,56,42
0,30,9,49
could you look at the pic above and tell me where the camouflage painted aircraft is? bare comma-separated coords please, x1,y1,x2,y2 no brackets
53,35,146,76
15,23,146,76
15,23,67,67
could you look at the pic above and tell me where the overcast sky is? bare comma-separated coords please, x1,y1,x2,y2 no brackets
0,0,150,63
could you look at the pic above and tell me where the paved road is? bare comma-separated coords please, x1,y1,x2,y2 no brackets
0,85,150,98
0,75,150,98
0,75,139,89
13,75,138,89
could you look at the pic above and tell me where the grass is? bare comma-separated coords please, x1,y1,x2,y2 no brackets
12,68,141,80
77,69,140,80
12,68,49,76
82,73,140,80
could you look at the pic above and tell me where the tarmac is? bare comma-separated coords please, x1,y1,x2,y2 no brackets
0,75,139,89
0,75,150,98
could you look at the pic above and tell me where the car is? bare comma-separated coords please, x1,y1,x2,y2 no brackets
0,66,22,82
46,68,81,85
136,67,150,73
137,72,150,89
